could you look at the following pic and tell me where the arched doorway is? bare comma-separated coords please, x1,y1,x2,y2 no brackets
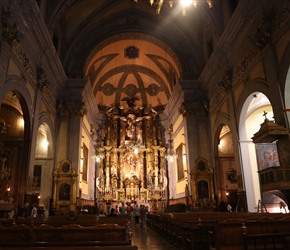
215,124,238,212
0,90,30,216
31,123,53,214
239,92,282,212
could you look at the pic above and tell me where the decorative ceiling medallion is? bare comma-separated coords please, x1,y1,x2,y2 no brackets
147,83,160,96
125,46,139,59
124,84,137,97
102,83,115,96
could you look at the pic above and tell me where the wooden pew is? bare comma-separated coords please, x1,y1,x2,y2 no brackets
209,216,290,250
33,223,129,242
148,212,290,250
243,232,290,250
0,245,138,250
0,224,31,243
1,214,129,228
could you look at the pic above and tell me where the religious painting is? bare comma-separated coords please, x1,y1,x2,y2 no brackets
176,143,184,181
197,180,209,199
255,143,280,171
58,183,70,200
82,143,88,182
32,165,42,191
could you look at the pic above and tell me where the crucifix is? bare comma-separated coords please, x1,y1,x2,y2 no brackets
262,111,268,120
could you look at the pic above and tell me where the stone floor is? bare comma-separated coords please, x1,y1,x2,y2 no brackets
131,223,178,250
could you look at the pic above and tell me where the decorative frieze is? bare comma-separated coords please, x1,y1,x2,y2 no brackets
56,101,87,118
179,101,209,117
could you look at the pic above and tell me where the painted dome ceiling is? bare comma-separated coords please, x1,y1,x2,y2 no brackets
84,34,181,113
45,0,221,114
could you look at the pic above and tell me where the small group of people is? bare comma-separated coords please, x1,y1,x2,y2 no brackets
7,202,38,219
124,202,148,230
21,203,38,218
99,201,149,230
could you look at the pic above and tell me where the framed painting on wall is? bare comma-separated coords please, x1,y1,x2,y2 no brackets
82,143,88,182
32,165,42,191
255,143,280,171
176,143,184,181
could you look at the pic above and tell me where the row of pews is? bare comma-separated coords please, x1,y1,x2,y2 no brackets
0,214,138,250
147,211,290,250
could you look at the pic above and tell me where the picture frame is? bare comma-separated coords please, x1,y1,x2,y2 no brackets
255,143,280,171
176,143,184,181
82,143,88,181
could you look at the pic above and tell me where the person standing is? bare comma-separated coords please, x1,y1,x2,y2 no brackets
126,202,133,221
31,203,38,218
134,204,140,224
140,205,148,230
22,203,29,217
119,202,126,215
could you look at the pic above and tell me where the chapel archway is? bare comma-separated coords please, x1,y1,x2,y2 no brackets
31,123,54,212
239,92,285,212
0,90,30,214
215,124,238,211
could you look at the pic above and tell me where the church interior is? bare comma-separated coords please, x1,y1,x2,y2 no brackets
0,0,290,224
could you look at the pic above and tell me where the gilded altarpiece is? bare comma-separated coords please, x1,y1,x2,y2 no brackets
190,158,215,209
95,105,167,205
53,160,78,214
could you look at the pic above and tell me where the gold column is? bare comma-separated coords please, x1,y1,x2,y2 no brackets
152,146,160,188
104,146,112,188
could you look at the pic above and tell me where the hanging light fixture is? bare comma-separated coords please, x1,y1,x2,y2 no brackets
165,125,177,162
134,0,213,15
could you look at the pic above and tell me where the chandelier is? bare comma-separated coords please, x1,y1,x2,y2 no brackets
134,0,213,15
165,125,177,162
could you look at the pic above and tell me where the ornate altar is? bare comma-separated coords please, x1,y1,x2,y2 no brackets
95,98,167,203
53,160,78,214
190,158,216,209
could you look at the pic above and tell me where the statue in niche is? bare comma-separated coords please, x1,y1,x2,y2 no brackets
123,153,140,179
97,170,105,189
147,169,154,187
128,156,136,175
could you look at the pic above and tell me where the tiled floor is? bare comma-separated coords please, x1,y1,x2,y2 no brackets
131,223,178,250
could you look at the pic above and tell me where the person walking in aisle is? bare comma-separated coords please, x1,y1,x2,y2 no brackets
134,204,140,224
140,205,148,230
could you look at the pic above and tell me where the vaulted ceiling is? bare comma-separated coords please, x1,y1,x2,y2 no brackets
43,0,223,114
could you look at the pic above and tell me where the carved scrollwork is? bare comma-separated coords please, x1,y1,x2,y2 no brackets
37,68,49,91
179,101,209,117
1,12,21,47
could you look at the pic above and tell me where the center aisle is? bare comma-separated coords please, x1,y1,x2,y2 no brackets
130,223,179,250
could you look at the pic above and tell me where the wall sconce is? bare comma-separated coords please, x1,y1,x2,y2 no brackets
226,185,229,197
38,195,41,199
6,185,10,192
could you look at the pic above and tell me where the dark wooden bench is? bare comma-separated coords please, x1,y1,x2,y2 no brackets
1,214,129,228
243,232,290,250
148,212,290,250
209,216,290,250
0,245,138,250
0,224,31,243
33,223,129,242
